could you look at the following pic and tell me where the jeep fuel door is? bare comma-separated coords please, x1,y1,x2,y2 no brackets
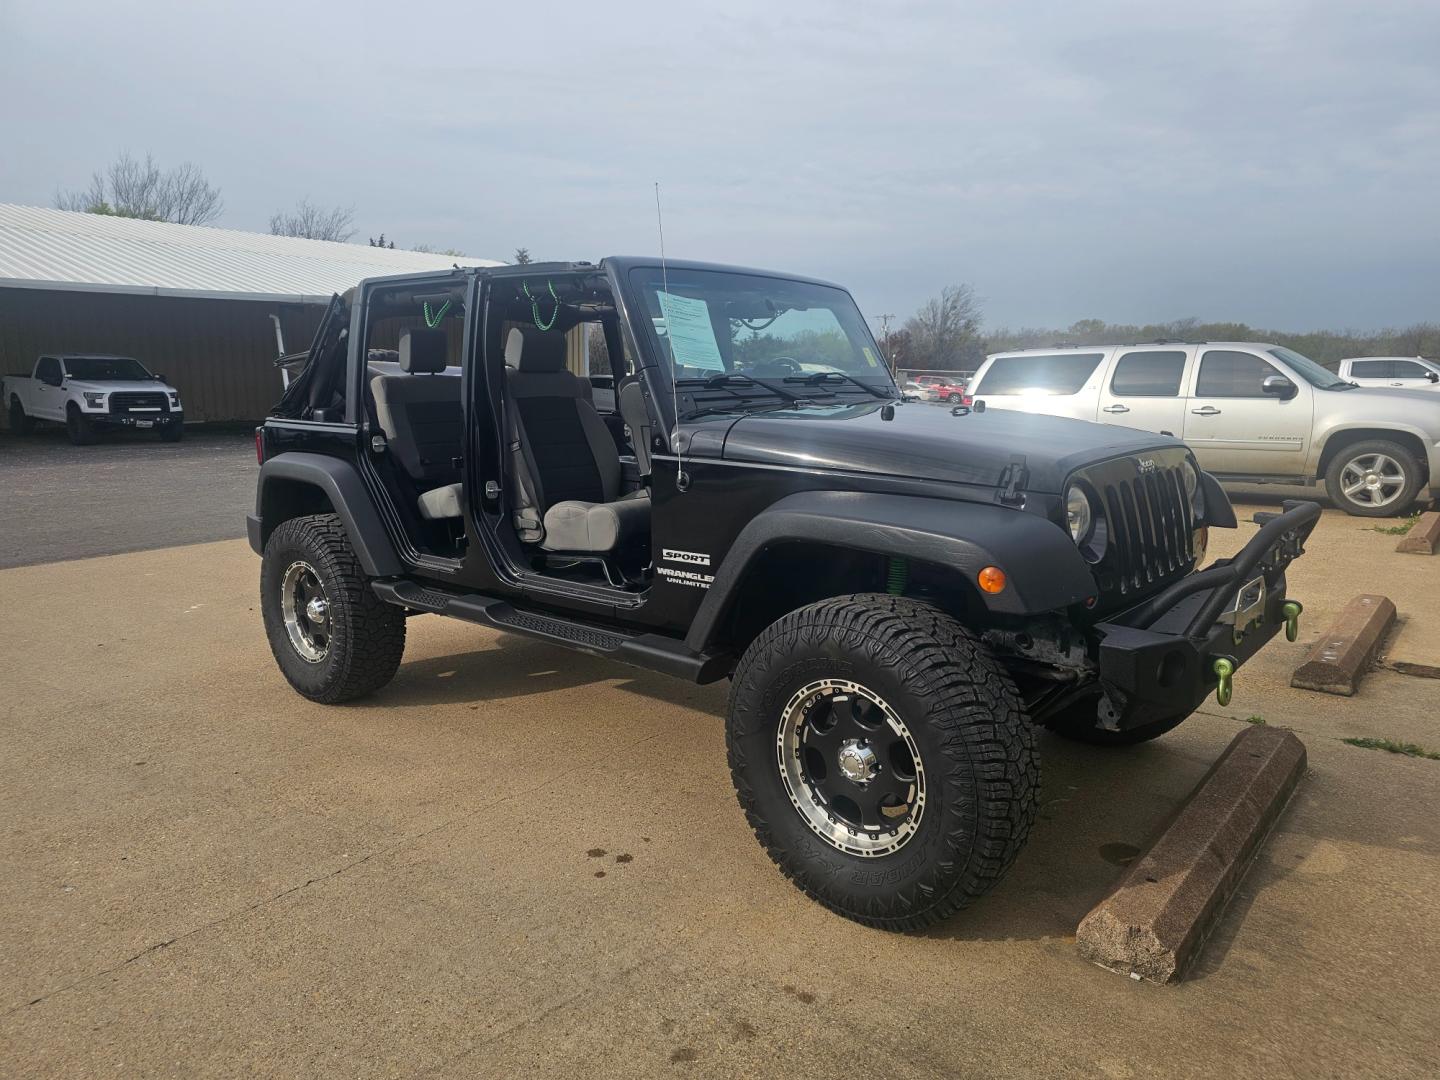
1182,349,1313,476
1095,348,1192,437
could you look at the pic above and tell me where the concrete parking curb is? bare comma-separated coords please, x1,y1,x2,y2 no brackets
1075,726,1307,984
1290,594,1397,695
1396,511,1440,554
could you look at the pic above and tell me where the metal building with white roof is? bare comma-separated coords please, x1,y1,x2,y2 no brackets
0,205,501,421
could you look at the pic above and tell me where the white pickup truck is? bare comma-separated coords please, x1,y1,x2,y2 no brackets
1337,356,1440,391
970,341,1440,517
4,354,184,445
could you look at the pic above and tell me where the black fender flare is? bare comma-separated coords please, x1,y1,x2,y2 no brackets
251,453,402,576
684,490,1098,653
1198,470,1237,528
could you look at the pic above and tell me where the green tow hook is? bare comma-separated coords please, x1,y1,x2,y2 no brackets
1282,600,1303,643
1213,657,1235,707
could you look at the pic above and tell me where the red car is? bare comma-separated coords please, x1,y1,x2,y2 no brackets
924,379,970,405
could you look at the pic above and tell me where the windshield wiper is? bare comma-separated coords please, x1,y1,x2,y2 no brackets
789,370,893,399
677,372,803,402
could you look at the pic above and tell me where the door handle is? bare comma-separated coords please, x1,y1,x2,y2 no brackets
1191,406,1222,416
1101,404,1130,414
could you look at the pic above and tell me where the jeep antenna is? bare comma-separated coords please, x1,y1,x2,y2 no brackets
655,181,687,492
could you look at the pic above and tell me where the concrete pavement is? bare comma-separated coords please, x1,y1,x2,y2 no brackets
2,525,1437,1078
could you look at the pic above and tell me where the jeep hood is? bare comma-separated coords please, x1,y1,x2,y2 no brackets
718,401,1184,494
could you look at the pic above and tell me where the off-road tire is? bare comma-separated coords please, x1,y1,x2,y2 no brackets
66,404,97,445
8,396,32,434
727,593,1038,931
260,514,406,703
160,423,183,442
1040,695,1188,746
1323,438,1423,517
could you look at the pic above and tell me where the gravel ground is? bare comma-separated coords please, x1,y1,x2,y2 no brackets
0,427,257,568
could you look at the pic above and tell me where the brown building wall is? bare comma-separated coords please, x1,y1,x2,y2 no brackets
0,288,327,422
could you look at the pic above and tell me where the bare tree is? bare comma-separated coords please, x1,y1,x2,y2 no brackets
903,284,984,370
268,198,356,242
55,152,223,225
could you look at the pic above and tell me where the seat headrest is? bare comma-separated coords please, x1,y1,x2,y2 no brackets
504,327,568,373
399,328,449,373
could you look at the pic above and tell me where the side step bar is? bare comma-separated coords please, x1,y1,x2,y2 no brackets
371,579,731,685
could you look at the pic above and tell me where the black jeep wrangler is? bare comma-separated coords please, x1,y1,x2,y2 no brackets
250,258,1318,929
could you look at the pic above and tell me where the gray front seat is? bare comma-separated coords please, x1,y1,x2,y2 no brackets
369,328,463,519
504,327,649,553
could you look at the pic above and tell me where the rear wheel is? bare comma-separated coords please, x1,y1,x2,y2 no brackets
66,404,97,445
727,593,1038,930
260,514,406,703
1324,439,1422,517
946,392,962,403
8,396,32,434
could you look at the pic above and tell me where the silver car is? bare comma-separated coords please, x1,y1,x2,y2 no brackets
970,342,1440,516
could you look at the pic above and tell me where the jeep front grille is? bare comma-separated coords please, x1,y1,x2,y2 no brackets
108,391,169,415
1086,457,1194,597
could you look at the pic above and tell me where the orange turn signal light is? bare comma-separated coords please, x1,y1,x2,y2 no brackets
977,566,1007,594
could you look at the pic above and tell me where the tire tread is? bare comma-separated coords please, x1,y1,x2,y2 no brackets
261,514,405,703
726,593,1037,931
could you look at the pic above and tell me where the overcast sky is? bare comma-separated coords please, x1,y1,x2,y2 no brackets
2,0,1437,331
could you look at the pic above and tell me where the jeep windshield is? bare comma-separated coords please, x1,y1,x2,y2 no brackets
62,356,154,381
628,267,896,412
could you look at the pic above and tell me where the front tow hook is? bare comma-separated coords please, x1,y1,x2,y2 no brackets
1212,657,1235,706
1282,600,1303,642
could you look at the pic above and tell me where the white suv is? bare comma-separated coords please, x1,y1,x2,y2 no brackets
970,342,1440,517
1337,356,1440,391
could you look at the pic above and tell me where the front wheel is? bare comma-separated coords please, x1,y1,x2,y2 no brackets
160,423,183,442
66,404,97,445
727,594,1038,931
1324,439,1423,517
260,514,406,703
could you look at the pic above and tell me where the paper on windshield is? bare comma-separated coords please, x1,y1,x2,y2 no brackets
656,291,725,372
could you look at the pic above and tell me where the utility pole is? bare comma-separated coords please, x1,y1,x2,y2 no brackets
874,313,896,374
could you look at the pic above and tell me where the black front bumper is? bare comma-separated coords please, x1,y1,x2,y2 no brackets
1090,500,1321,728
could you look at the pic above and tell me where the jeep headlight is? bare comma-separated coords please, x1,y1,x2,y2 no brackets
1065,484,1093,543
169,391,181,408
83,391,106,409
1181,459,1202,513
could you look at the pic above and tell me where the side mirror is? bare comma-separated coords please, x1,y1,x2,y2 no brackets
1427,371,1438,384
1262,374,1296,400
154,373,167,382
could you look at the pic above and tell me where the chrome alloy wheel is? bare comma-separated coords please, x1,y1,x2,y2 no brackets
1339,452,1406,508
776,679,926,857
280,560,331,663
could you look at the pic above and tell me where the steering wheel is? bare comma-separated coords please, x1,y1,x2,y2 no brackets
758,356,802,375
